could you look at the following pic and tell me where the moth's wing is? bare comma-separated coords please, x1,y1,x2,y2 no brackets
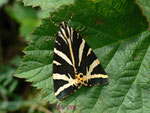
53,23,108,100
71,29,108,86
84,47,108,86
53,29,78,100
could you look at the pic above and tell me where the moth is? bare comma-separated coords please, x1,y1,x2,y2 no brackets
53,21,108,100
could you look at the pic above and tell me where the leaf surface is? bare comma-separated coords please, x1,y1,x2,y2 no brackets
136,0,150,22
21,0,74,10
15,0,150,113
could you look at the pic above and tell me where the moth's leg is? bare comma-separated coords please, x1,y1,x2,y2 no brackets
78,27,85,32
44,34,56,42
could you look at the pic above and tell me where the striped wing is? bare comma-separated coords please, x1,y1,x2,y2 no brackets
53,22,108,100
71,30,108,86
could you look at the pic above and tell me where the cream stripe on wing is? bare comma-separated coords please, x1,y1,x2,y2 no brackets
87,59,100,75
61,28,68,39
67,36,77,74
71,28,74,42
53,73,69,81
77,33,79,39
53,73,76,83
55,83,72,96
87,48,92,56
67,26,71,40
53,60,61,66
86,74,108,80
78,39,85,66
55,40,61,46
54,48,72,66
58,31,68,44
54,74,77,96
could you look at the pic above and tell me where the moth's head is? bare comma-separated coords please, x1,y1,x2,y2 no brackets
60,21,67,28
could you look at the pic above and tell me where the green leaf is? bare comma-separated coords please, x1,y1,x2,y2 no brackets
15,0,150,113
62,31,150,113
5,1,41,37
0,65,18,96
15,19,57,102
37,9,51,19
0,0,8,7
20,0,74,10
136,0,150,22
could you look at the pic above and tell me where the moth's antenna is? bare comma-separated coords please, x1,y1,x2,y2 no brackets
79,27,85,32
49,17,59,27
68,12,74,24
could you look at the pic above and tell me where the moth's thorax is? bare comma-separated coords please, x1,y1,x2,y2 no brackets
75,73,87,87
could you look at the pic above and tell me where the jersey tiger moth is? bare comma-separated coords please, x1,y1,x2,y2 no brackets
53,21,108,100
